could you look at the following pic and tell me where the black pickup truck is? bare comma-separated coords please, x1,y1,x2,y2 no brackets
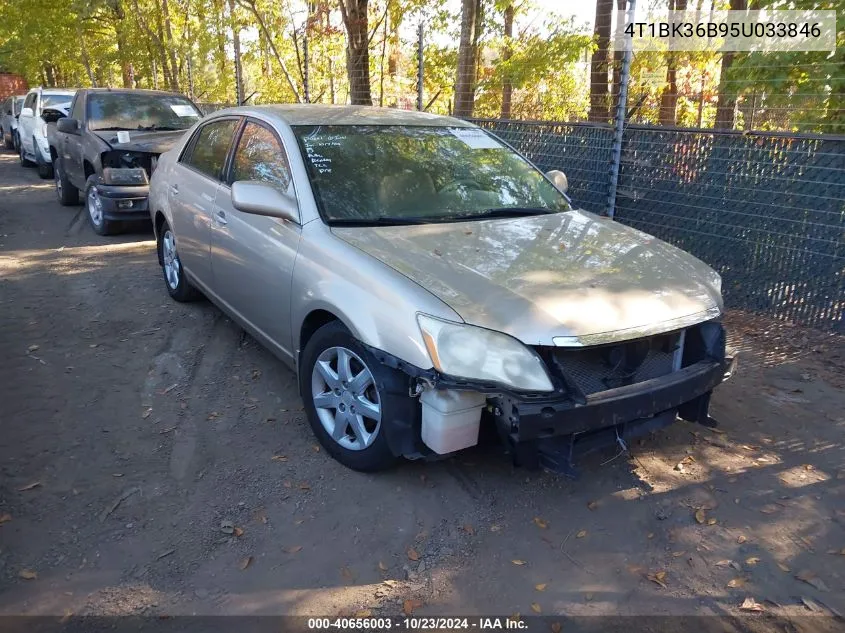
48,88,202,235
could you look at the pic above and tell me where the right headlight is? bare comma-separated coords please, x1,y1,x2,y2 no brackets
417,314,554,392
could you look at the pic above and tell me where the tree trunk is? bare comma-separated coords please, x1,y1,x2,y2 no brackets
588,0,613,122
610,0,626,115
500,2,514,119
338,0,372,105
160,0,180,91
658,0,685,126
454,0,481,117
714,0,746,128
239,0,302,101
228,0,244,105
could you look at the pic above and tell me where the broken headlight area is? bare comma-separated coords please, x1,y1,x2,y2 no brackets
101,151,154,180
101,167,149,186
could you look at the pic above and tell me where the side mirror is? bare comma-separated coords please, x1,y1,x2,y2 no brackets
57,118,79,134
545,169,568,194
41,108,66,124
20,107,34,118
231,181,299,223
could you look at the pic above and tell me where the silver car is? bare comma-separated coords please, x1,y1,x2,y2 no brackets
149,105,735,474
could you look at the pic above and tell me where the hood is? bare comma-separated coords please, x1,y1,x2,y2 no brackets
332,210,723,346
92,129,187,154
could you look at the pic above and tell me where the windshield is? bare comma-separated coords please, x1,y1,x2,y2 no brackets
87,92,201,131
41,93,74,110
292,125,571,224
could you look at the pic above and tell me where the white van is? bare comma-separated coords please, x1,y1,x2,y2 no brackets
18,87,76,178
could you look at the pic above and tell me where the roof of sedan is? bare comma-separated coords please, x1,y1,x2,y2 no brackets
217,104,475,128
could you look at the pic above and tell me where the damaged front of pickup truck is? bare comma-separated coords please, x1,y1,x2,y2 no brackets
48,88,201,235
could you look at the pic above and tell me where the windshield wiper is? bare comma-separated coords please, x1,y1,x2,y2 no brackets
447,207,555,221
137,125,181,131
328,217,430,226
92,126,134,131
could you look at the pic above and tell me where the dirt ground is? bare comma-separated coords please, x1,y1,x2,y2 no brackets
1,149,844,624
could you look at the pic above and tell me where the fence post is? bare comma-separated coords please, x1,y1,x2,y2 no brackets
606,0,636,219
417,23,424,111
303,33,310,104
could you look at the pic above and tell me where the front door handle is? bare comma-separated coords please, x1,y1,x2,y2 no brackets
170,184,179,195
215,210,227,226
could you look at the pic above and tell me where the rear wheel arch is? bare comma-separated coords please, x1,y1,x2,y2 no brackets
154,212,167,264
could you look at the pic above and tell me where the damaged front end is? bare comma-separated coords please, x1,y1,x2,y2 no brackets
94,150,157,221
367,319,736,477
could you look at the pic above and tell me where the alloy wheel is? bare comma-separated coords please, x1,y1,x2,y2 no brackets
311,346,381,451
87,186,103,226
161,230,181,290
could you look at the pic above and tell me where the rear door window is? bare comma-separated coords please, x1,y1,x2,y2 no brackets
181,119,239,182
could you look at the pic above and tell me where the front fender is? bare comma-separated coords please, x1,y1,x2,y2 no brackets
290,221,463,372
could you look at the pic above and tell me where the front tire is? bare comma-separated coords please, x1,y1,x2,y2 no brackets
37,150,54,179
85,176,118,235
3,130,12,150
300,322,400,472
157,222,201,302
54,156,79,205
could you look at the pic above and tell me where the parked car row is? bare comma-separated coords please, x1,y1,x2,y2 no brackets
6,89,735,474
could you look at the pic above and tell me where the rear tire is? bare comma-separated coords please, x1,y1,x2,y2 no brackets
54,156,79,206
157,222,201,302
85,175,118,235
300,321,402,472
19,139,34,167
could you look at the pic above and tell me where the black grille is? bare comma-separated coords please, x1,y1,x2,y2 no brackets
543,332,682,397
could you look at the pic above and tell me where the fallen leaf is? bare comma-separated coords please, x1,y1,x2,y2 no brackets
490,525,501,532
355,609,372,618
776,562,790,573
27,344,39,352
233,527,244,538
294,519,305,526
19,569,37,580
407,548,420,561
535,583,547,592
462,524,475,535
745,557,760,566
251,369,261,380
0,513,11,525
672,551,686,558
463,230,473,235
271,455,288,461
312,445,320,452
207,411,219,420
647,532,655,539
433,249,442,257
801,597,821,612
737,535,747,544
826,548,845,556
551,623,562,633
254,510,267,524
283,480,292,489
576,530,587,538
239,556,252,570
694,509,706,524
378,561,388,572
511,559,526,566
283,545,303,554
707,518,718,525
403,599,422,615
647,571,667,588
533,517,548,529
587,500,598,510
18,481,41,492
715,560,734,568
299,483,311,491
530,603,542,614
740,597,764,612
795,570,829,592
727,578,745,589
759,504,780,514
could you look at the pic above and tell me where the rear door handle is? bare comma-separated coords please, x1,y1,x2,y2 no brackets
215,210,227,226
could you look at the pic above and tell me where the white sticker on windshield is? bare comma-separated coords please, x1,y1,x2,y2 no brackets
170,104,198,117
449,128,503,149
117,131,131,143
